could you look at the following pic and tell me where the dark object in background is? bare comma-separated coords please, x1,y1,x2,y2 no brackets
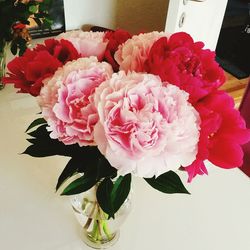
90,26,112,32
0,0,52,56
29,0,65,38
239,79,250,177
216,0,250,79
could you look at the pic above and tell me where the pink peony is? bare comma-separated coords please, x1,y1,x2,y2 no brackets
94,71,200,178
114,32,165,72
38,57,113,146
58,30,108,61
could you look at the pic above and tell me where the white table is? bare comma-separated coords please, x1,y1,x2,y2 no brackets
1,41,250,250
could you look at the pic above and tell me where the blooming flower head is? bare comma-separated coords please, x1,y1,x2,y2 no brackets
4,49,62,96
6,28,249,185
103,29,132,71
114,31,165,72
38,57,113,146
3,38,80,96
186,90,250,182
58,30,108,60
144,32,226,103
34,38,80,64
94,71,200,178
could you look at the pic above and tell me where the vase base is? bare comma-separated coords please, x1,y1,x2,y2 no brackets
81,228,120,249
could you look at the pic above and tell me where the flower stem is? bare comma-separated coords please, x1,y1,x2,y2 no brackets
103,221,112,240
81,185,114,243
83,201,96,230
91,220,99,241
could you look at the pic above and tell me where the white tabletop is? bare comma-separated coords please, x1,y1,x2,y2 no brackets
1,42,250,250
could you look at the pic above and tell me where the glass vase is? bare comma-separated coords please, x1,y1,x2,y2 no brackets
71,184,132,249
0,41,8,90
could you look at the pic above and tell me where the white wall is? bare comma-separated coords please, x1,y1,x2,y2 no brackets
63,0,226,49
63,0,117,30
63,0,169,33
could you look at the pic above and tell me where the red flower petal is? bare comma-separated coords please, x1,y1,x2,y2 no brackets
209,139,244,168
144,32,225,103
104,29,131,71
186,159,208,183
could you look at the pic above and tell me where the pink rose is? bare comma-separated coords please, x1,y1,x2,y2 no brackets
38,57,113,146
58,30,108,60
114,32,165,72
94,72,200,178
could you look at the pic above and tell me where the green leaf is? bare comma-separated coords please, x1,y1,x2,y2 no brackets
43,17,53,28
34,12,48,18
111,174,131,212
56,158,82,191
25,118,47,132
145,171,190,194
23,144,60,157
96,175,131,219
61,175,97,196
95,157,117,180
96,178,114,218
26,138,37,144
24,125,90,158
56,155,117,193
18,38,27,56
10,42,17,55
43,0,53,4
29,5,37,13
39,0,53,11
27,124,48,138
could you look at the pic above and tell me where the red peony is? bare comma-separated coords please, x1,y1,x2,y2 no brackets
144,32,225,103
4,50,62,96
186,91,250,182
142,32,250,182
3,38,80,96
104,29,131,71
34,38,80,64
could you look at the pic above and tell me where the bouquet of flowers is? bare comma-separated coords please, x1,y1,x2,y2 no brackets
4,29,250,247
0,0,53,90
0,0,53,55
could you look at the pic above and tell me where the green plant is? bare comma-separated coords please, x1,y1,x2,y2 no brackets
0,0,53,55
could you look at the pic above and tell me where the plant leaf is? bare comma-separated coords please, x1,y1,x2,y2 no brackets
56,157,83,191
96,178,114,218
43,17,53,28
111,174,131,212
10,42,17,55
24,125,89,158
61,175,97,196
145,171,190,194
25,118,47,132
29,5,37,13
95,156,117,179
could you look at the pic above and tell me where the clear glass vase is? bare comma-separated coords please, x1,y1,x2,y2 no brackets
0,41,8,90
71,184,132,249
